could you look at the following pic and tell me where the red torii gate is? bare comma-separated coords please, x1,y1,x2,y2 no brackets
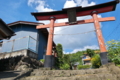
31,0,119,68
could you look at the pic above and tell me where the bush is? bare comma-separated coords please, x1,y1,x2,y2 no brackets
40,59,44,63
91,54,101,68
77,65,91,69
117,64,120,67
107,40,120,65
60,63,70,70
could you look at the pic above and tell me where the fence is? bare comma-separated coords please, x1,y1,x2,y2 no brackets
1,36,38,53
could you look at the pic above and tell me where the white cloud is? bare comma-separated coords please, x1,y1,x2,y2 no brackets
28,0,54,12
54,22,98,49
35,1,54,12
28,0,54,24
63,0,77,8
74,0,96,7
28,0,35,6
71,45,99,53
63,51,70,54
63,45,99,54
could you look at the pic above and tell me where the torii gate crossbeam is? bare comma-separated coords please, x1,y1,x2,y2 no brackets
31,0,119,68
36,17,115,29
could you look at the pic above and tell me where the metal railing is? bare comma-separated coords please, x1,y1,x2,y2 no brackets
1,36,38,53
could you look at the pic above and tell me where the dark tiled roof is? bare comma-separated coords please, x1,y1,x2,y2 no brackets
0,19,15,40
7,21,44,26
31,0,119,20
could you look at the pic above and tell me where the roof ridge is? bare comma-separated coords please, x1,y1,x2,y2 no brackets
7,21,44,26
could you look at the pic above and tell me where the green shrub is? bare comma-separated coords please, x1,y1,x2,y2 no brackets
91,54,101,68
117,64,120,67
107,40,120,65
60,63,70,70
40,59,44,63
52,68,56,70
77,65,91,69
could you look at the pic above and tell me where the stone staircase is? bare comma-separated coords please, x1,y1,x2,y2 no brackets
20,63,120,80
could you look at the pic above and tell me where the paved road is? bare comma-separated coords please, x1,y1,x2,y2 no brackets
0,71,21,80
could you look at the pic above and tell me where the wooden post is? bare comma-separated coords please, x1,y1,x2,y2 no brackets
46,17,55,55
92,11,107,52
91,11,108,65
44,17,55,68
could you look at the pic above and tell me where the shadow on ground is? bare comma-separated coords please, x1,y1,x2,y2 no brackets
0,71,21,79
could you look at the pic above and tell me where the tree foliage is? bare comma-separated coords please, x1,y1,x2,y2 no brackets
63,54,71,64
56,43,101,69
91,54,101,68
107,40,120,64
56,44,63,60
40,59,44,63
77,65,91,69
60,63,70,70
56,43,64,68
86,49,95,57
69,51,83,65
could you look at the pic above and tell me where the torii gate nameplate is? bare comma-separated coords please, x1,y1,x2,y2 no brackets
31,0,119,68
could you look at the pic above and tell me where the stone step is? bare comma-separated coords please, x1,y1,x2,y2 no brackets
19,63,120,80
31,68,110,77
22,73,117,80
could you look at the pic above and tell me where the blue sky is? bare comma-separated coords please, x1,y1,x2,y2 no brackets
0,0,120,53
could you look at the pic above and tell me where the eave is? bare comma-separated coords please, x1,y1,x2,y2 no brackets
31,0,119,21
0,19,15,40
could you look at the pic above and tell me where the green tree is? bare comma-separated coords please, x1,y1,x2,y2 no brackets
69,51,83,65
63,54,70,64
56,44,63,58
107,40,120,64
56,43,64,68
63,54,73,69
86,49,95,57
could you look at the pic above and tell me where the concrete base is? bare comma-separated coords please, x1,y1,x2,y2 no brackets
0,49,38,60
44,55,55,68
100,52,108,65
52,56,55,67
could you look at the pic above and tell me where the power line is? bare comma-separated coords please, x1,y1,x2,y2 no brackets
55,26,69,33
55,16,89,33
54,29,96,36
113,26,120,39
111,16,120,40
62,0,83,33
104,4,120,40
106,22,120,39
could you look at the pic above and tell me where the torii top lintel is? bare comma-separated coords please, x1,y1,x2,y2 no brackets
31,0,119,21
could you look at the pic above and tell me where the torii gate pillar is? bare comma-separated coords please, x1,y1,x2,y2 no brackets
91,11,108,65
44,17,56,67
